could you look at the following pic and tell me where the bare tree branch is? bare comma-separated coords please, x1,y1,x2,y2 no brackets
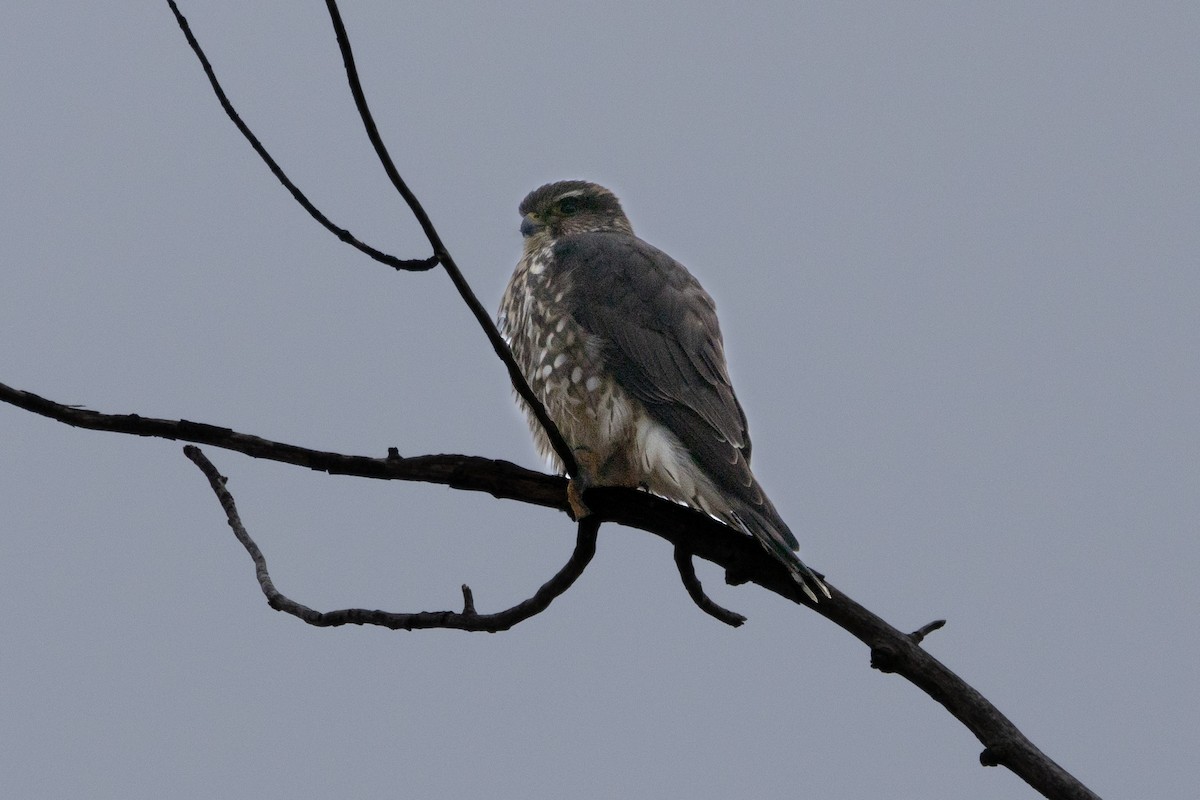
0,378,1100,800
908,618,947,645
183,445,598,631
163,0,578,478
1,381,564,507
672,547,746,627
165,0,435,272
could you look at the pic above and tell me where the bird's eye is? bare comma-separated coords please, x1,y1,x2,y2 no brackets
557,196,580,214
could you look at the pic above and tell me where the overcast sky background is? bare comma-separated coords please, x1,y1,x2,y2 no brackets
2,4,1197,798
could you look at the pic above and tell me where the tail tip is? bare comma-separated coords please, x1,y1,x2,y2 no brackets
792,563,831,603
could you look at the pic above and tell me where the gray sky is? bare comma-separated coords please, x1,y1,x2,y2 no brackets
3,3,1197,798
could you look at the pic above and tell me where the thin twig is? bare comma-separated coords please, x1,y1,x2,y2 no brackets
460,585,476,615
184,445,598,632
673,547,746,627
909,619,947,645
165,0,436,271
320,0,578,477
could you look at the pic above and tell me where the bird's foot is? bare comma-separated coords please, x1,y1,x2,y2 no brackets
566,478,591,520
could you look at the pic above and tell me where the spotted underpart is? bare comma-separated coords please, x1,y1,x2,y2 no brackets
499,243,649,487
499,180,828,601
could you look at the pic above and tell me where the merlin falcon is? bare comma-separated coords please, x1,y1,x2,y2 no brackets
499,180,828,602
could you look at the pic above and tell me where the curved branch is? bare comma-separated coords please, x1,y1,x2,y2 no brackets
165,0,436,272
672,547,746,627
184,445,598,632
0,378,1099,799
320,0,445,263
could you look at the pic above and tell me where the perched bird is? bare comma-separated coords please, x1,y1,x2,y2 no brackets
499,180,828,602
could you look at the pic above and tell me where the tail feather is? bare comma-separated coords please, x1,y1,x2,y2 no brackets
730,500,830,603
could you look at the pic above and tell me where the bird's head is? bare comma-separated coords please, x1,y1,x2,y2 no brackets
518,180,633,241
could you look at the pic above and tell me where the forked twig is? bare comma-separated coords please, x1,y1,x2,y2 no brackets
164,0,577,478
165,0,434,272
184,445,598,632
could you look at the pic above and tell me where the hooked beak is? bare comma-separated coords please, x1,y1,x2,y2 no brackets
520,214,540,238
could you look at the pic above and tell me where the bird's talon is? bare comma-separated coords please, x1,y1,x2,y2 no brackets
567,479,591,520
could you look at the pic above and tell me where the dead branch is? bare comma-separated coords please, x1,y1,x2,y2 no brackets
0,379,1098,800
673,547,747,627
184,445,598,631
0,381,563,508
164,1,434,272
165,0,578,478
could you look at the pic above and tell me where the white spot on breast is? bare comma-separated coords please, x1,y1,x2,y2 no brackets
585,376,601,392
529,259,546,275
553,353,568,368
541,364,553,378
555,317,567,332
570,366,583,383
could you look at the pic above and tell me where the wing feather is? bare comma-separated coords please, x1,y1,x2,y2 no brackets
556,232,760,499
